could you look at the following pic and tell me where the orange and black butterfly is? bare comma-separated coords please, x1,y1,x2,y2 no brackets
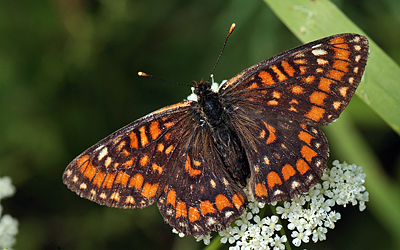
63,25,369,236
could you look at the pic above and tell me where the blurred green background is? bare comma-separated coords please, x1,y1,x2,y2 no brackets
0,0,399,249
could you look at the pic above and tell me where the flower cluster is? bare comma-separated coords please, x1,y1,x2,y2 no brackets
215,187,287,250
0,176,19,250
189,161,368,249
275,160,368,247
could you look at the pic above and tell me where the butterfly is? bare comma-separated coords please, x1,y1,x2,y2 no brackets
63,25,369,236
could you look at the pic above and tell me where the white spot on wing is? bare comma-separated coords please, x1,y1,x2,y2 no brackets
312,49,328,56
225,211,234,218
98,147,108,161
291,181,300,189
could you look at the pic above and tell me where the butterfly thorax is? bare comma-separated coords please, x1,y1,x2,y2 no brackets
194,81,250,187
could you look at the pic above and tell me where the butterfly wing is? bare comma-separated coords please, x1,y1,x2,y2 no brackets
157,123,247,236
220,34,369,203
63,101,194,209
229,107,328,203
221,33,369,126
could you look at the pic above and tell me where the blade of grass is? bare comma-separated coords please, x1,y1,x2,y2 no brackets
264,0,400,135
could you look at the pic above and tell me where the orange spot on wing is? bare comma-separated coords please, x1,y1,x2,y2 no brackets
333,47,351,61
319,78,332,92
139,154,149,167
263,122,277,144
163,122,174,129
215,194,232,211
124,157,135,167
309,91,327,106
328,69,345,81
296,159,310,174
232,193,245,210
149,121,162,140
259,71,276,85
115,171,130,187
294,59,306,64
185,155,202,177
200,200,215,215
254,183,268,197
152,163,163,174
248,82,258,89
129,173,144,189
305,106,325,121
282,164,296,181
271,65,288,81
299,66,308,74
141,182,159,198
304,75,315,84
165,145,174,155
281,60,296,77
157,143,164,152
272,91,281,99
267,171,282,188
83,162,97,181
291,86,304,94
167,189,176,207
176,200,187,218
129,132,139,149
102,172,116,189
92,171,105,187
267,100,279,106
301,145,318,163
330,36,346,45
333,60,350,72
121,149,130,157
188,207,201,222
77,155,90,170
298,131,314,145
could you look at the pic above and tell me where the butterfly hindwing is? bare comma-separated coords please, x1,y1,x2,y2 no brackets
157,121,247,236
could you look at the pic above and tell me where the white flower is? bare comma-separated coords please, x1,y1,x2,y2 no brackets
0,176,18,250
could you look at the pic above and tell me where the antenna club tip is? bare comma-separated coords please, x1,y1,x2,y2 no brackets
138,71,149,77
229,23,236,33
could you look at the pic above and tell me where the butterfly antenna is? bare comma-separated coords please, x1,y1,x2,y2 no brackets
138,71,191,87
207,23,236,84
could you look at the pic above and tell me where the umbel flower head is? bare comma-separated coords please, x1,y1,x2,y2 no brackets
174,160,369,249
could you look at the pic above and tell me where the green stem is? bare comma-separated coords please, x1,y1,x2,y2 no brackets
270,204,292,250
203,235,222,250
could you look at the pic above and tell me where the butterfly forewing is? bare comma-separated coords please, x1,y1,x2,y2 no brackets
63,101,192,209
220,33,369,126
